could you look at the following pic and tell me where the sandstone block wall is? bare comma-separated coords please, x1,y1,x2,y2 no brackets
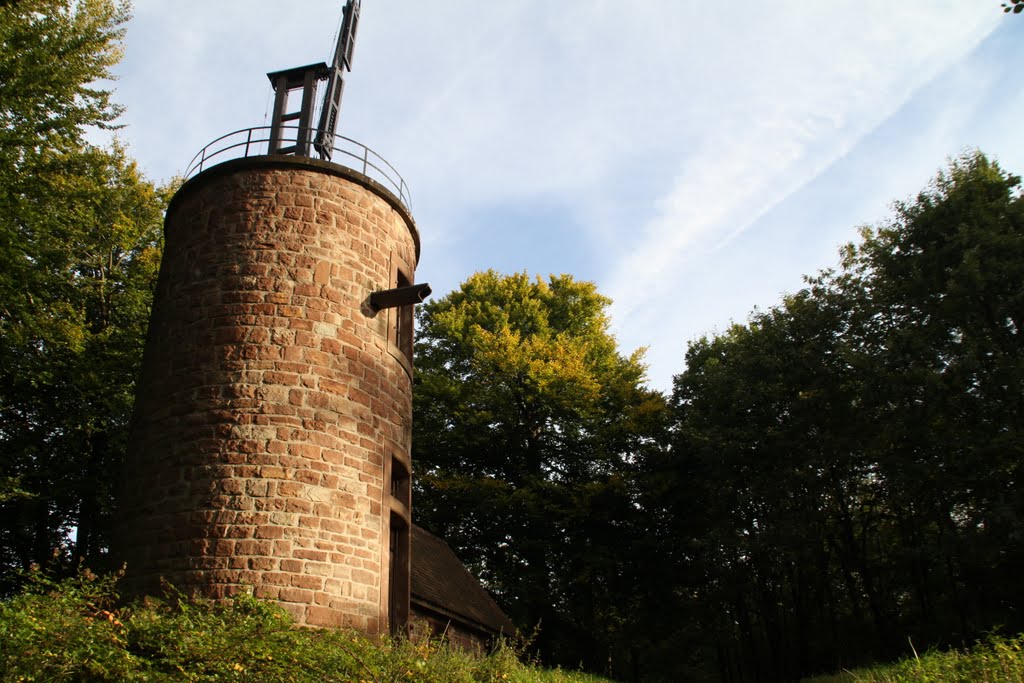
117,157,418,632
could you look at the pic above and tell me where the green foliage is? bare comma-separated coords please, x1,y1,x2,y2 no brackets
0,571,616,683
802,634,1024,682
413,270,668,674
656,151,1024,681
0,569,139,681
0,141,171,583
0,0,172,584
0,0,129,157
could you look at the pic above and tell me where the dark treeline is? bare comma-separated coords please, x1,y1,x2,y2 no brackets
413,152,1024,682
3,3,1022,683
0,0,169,591
648,152,1024,681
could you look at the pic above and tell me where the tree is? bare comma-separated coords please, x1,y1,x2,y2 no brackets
665,293,891,680
0,0,127,158
0,0,169,587
659,151,1024,681
0,143,168,584
839,151,1024,639
412,271,666,672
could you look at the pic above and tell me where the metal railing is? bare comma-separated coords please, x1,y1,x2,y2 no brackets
183,125,412,212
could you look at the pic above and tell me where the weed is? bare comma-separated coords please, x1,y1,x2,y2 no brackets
801,634,1024,683
0,569,615,683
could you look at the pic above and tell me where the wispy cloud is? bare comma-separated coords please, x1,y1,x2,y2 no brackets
598,3,998,387
110,1,1012,392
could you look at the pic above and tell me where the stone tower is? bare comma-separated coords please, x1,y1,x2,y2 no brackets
116,2,426,633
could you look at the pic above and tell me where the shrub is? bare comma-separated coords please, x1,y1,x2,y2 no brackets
0,569,140,682
0,570,615,683
802,634,1024,683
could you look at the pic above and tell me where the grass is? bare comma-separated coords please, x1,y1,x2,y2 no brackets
802,634,1024,683
0,569,614,683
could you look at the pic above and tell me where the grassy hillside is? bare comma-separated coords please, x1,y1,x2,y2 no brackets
0,571,612,683
802,634,1024,683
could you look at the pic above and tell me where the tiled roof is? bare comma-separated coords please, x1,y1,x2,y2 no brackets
410,525,516,637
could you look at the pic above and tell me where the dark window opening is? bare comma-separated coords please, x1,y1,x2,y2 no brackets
394,269,414,362
391,457,410,509
389,513,410,634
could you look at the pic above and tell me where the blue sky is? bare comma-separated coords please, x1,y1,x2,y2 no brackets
106,1,1024,393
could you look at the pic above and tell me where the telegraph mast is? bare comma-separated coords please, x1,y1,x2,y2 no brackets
315,0,360,160
265,0,361,160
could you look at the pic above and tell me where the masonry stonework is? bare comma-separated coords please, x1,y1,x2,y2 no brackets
117,156,418,633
